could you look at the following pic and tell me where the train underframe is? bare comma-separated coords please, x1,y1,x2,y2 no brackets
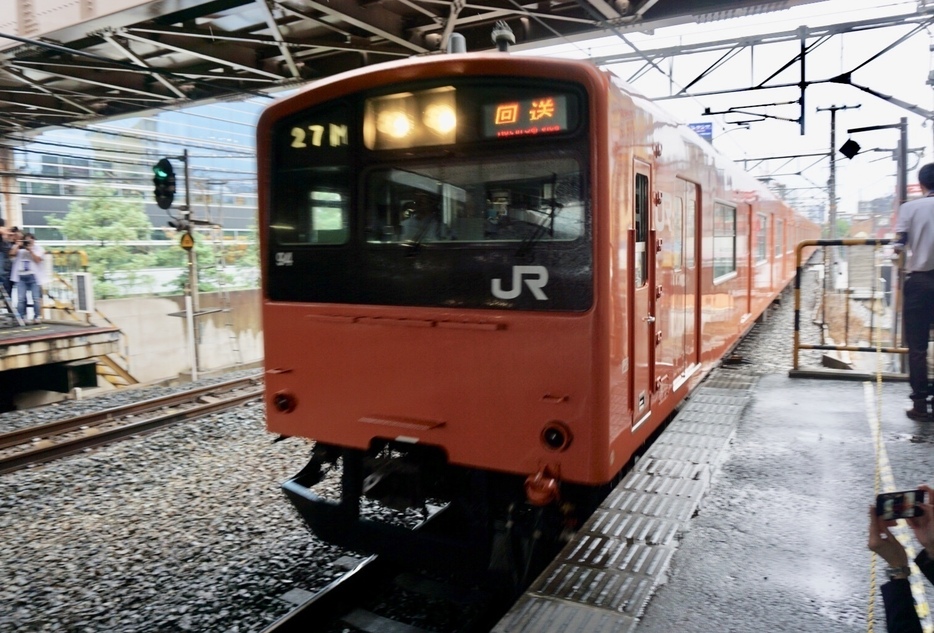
283,440,610,591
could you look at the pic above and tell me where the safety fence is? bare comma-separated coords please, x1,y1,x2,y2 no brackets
791,238,908,380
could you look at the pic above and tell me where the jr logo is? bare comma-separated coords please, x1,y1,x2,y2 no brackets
491,265,549,300
275,252,293,266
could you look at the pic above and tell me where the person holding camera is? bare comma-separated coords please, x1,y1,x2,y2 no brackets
0,219,12,298
868,484,934,632
9,232,46,324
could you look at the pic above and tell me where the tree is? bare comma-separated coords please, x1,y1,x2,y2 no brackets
47,185,156,298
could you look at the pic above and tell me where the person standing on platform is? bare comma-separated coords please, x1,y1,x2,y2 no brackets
0,219,12,298
9,232,46,324
894,163,934,421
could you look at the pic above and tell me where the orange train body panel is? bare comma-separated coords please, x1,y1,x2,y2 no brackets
259,53,820,491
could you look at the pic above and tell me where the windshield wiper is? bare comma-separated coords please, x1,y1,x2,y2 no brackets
516,172,562,258
403,213,442,256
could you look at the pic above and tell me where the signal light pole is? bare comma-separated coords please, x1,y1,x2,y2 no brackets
154,149,202,379
152,158,176,210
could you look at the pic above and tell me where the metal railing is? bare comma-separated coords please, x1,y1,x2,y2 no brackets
791,238,908,379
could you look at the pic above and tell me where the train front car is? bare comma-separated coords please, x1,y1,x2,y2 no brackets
258,56,614,577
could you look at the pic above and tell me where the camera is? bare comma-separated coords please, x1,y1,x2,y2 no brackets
876,490,926,521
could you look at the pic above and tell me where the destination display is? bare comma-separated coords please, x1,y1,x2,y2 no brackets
482,95,570,139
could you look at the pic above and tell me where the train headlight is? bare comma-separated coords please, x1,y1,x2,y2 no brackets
423,102,456,134
377,110,413,139
364,86,456,149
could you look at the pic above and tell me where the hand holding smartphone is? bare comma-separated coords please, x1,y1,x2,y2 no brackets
876,490,927,521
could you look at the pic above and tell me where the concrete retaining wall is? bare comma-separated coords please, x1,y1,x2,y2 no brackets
98,289,264,384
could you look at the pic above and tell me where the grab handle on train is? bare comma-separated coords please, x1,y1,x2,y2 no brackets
643,315,656,323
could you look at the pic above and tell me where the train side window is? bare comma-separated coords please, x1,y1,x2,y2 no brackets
683,180,697,269
775,219,784,257
672,196,683,270
713,202,736,279
755,212,768,263
634,173,649,287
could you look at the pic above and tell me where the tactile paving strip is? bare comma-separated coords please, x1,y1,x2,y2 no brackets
493,370,757,633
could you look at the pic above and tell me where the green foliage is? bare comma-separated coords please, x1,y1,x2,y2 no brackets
47,185,156,298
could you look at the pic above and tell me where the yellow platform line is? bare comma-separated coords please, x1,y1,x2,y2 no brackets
864,382,932,632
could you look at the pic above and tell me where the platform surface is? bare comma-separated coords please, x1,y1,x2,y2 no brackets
0,320,118,342
0,321,121,371
496,368,928,633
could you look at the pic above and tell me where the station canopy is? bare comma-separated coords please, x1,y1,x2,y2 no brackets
0,0,830,138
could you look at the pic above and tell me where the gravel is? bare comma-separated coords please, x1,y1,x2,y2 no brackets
0,372,356,633
0,369,263,436
727,262,825,374
0,266,826,633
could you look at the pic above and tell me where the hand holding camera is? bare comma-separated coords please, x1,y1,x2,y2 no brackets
876,489,926,521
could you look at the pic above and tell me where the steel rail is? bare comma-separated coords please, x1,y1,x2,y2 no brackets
0,373,262,451
260,504,504,633
259,555,389,633
0,385,264,475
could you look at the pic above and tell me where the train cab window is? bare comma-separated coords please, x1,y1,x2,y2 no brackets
634,173,649,287
272,178,350,245
364,156,585,245
713,202,737,279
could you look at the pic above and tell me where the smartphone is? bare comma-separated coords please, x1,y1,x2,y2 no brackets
876,490,926,521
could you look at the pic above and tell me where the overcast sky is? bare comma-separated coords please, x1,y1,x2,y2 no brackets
530,0,933,220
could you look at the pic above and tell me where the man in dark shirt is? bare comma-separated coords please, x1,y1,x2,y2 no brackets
894,163,934,420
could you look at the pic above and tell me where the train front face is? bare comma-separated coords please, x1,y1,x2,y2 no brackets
260,57,608,491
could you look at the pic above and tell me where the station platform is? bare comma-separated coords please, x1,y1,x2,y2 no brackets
0,320,121,371
0,320,123,409
495,367,929,633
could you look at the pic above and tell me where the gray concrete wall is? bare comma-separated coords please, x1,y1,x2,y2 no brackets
97,289,263,384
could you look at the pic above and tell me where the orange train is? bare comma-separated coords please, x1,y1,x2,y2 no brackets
258,51,819,573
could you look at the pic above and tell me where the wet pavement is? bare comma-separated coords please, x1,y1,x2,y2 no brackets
495,369,934,633
635,372,931,633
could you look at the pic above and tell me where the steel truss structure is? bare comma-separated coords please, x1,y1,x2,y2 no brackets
590,9,934,134
0,0,829,138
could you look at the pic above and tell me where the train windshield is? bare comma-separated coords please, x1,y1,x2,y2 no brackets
365,157,584,245
266,78,592,311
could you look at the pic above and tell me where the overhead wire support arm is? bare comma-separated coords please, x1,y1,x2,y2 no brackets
702,101,801,124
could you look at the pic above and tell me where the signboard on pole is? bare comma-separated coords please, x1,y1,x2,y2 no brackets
688,122,713,142
180,232,195,250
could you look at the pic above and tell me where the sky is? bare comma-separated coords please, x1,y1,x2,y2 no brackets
528,0,934,221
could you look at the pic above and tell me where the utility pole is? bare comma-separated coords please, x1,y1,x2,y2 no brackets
817,104,860,238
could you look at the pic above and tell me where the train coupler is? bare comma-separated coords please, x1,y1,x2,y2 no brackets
524,466,560,506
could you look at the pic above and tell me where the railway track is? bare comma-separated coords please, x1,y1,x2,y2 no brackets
261,507,509,633
0,374,264,474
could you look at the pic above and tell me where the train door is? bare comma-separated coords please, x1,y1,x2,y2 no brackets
632,162,654,427
657,190,686,386
682,180,700,376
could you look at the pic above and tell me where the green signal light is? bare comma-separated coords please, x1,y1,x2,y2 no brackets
153,166,169,178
